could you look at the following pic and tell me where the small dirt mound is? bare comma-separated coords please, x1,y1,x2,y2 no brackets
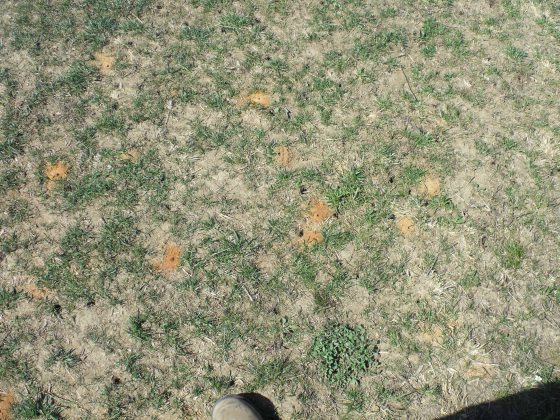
45,161,68,181
45,161,68,190
153,243,182,272
24,284,52,300
237,91,271,108
119,148,140,163
275,146,292,167
301,229,324,246
92,51,115,76
308,199,333,224
396,217,415,236
417,174,441,198
0,391,15,420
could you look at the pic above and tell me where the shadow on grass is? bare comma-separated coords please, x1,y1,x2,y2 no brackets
233,383,559,420
439,381,560,420
238,393,281,420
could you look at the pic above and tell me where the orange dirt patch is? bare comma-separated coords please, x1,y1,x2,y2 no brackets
300,230,324,246
308,199,333,224
238,91,271,108
24,284,52,300
119,148,140,163
153,243,182,272
45,161,68,190
0,391,14,420
45,161,68,181
396,217,415,236
417,174,441,198
275,146,292,167
92,51,115,76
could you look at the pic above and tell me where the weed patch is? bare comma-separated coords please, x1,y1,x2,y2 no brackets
312,324,378,388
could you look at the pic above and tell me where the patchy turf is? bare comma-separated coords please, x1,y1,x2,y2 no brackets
1,0,559,418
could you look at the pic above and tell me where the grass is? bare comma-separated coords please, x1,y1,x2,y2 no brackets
0,0,559,418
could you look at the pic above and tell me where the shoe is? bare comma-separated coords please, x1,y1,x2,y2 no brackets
212,395,263,420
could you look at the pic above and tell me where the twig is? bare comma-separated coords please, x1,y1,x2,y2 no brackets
240,283,254,302
132,14,144,24
426,253,440,275
400,65,418,102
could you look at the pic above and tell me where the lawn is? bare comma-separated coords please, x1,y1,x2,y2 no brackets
1,0,559,418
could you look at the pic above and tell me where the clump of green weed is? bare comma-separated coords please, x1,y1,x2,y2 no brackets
12,392,63,419
501,241,525,269
506,45,528,61
311,324,378,388
0,287,23,310
46,347,82,368
0,168,22,193
325,167,365,209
